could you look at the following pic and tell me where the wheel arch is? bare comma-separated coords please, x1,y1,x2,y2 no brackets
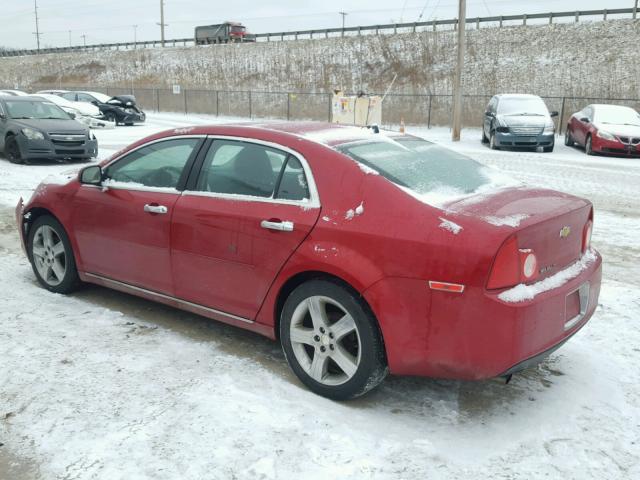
23,207,63,239
272,270,384,351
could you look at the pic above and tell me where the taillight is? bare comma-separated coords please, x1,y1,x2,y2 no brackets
487,236,538,289
582,219,593,253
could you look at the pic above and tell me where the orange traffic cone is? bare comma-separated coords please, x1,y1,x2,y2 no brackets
399,117,405,134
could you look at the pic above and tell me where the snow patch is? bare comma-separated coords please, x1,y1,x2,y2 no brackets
345,202,364,220
356,162,380,175
439,217,463,235
174,127,195,134
498,250,598,303
321,216,331,222
484,214,530,228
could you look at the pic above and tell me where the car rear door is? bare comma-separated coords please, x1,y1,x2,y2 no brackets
170,137,320,321
71,136,205,295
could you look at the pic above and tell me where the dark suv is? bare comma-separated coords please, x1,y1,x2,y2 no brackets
482,94,558,152
0,96,98,164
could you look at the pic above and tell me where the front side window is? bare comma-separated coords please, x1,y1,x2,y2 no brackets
105,138,200,189
196,140,290,198
61,92,76,101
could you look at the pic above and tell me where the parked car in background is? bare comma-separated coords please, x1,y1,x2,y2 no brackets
565,104,640,157
16,122,601,399
60,91,146,126
0,95,98,164
483,94,558,152
35,89,70,95
0,89,29,96
34,94,113,129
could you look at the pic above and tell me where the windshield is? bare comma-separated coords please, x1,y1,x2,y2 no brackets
337,136,516,206
87,92,111,103
5,100,71,120
230,25,245,33
594,105,640,126
497,97,549,116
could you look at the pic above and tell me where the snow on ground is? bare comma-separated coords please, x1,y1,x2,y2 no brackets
1,114,639,479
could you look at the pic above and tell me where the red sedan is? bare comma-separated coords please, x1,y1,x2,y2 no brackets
565,104,640,157
16,123,602,400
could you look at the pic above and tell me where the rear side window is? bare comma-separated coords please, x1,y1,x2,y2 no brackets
197,140,305,199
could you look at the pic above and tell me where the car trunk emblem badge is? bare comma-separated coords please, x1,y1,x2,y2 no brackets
559,226,571,238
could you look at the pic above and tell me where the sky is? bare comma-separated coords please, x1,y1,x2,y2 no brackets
0,0,635,49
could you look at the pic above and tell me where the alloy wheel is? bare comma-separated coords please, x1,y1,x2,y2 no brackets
32,225,67,286
289,295,361,386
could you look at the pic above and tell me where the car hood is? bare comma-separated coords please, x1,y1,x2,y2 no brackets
70,101,100,116
593,122,640,137
496,114,550,127
10,118,88,134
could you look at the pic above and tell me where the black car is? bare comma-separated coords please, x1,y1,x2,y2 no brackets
60,91,145,126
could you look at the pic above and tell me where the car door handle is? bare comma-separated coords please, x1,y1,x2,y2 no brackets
144,204,168,214
261,220,294,232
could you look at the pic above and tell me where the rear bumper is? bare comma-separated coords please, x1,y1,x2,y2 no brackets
495,132,554,148
16,135,98,160
364,250,602,379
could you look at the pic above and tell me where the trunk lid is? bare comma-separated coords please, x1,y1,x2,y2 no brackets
445,187,592,282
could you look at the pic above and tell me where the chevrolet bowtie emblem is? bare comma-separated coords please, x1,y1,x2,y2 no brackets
559,226,571,238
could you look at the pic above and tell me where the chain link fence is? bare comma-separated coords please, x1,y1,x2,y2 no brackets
25,84,640,133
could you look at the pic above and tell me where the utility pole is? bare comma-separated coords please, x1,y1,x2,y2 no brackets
158,0,167,47
634,0,638,20
81,34,87,47
133,25,138,48
68,30,72,48
339,11,348,30
33,0,42,51
451,0,466,142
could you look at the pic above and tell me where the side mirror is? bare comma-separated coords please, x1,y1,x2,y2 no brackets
67,111,76,119
0,112,6,120
79,165,102,186
580,117,590,123
91,101,99,106
484,111,494,117
550,111,559,117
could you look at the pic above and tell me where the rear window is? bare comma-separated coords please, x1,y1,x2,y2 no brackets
337,136,515,205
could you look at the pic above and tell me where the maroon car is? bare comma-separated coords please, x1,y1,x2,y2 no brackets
565,104,640,157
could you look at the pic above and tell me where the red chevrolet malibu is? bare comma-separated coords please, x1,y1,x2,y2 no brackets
16,122,602,400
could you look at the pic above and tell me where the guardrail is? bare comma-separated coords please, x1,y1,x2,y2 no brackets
20,84,640,134
0,7,637,58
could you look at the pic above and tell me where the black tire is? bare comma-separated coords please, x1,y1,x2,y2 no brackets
564,129,574,146
481,129,489,144
125,122,134,126
585,135,595,156
105,112,118,125
489,131,500,150
27,215,80,294
5,135,24,164
280,279,388,400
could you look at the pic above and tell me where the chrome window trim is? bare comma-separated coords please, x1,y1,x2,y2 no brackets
102,134,208,169
182,134,321,209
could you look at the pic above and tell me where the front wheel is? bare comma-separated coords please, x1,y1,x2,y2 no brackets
489,132,500,150
105,112,118,125
280,280,388,400
543,143,554,153
5,135,24,164
585,135,595,156
27,215,80,294
481,129,489,144
564,129,574,146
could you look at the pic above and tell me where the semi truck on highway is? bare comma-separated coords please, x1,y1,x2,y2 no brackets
195,22,255,44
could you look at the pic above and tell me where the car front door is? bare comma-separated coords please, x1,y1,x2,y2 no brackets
0,100,7,151
71,136,204,294
171,138,320,320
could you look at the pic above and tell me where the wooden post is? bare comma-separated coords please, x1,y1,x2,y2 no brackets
452,0,466,142
286,93,291,120
427,95,433,129
216,91,219,116
559,97,566,135
184,88,187,114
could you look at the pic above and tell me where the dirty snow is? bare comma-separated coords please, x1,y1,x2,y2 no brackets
499,249,598,303
1,116,639,479
438,217,463,235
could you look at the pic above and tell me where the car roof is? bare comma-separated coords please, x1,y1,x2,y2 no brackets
495,94,542,100
591,103,636,110
0,95,49,102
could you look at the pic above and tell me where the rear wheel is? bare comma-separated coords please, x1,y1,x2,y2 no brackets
105,112,118,125
5,135,23,164
280,280,388,400
585,135,595,156
27,215,80,294
481,129,489,144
